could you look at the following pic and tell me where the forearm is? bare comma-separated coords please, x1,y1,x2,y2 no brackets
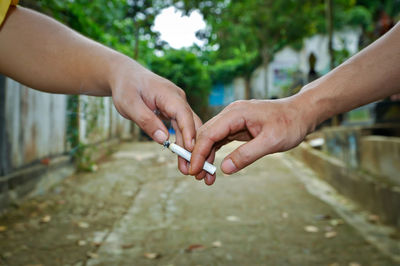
296,23,400,131
0,6,133,96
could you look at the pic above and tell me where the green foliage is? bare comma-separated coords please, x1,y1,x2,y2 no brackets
208,51,261,84
178,0,326,88
149,49,211,118
28,0,166,61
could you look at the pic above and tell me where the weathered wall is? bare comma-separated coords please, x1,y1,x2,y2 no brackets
248,28,361,99
2,78,67,174
0,77,133,207
291,142,400,228
79,96,131,145
360,136,400,186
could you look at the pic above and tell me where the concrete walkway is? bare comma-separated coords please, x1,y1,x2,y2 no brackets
0,142,396,265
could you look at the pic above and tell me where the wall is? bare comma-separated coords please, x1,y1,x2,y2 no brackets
1,78,68,175
0,77,133,206
360,136,400,186
249,28,361,99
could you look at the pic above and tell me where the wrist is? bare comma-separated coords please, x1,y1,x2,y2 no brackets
106,52,148,96
290,84,326,134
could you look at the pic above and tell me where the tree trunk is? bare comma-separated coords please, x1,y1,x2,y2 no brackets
261,47,270,99
326,0,334,70
244,77,251,100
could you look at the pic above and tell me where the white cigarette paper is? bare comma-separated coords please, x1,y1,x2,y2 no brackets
164,142,216,175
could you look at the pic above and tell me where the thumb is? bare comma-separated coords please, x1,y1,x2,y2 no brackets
221,135,270,174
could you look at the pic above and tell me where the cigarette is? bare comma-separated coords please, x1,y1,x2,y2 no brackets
163,141,216,175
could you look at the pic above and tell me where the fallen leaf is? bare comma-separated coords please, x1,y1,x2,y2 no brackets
40,215,51,223
144,252,161,259
212,241,222,248
77,240,87,246
314,214,332,221
0,226,7,232
87,252,99,259
367,214,379,223
40,158,51,165
330,219,344,227
349,262,361,266
121,243,134,249
77,221,90,229
281,212,289,219
325,231,337,238
92,241,102,247
226,216,240,222
304,225,319,233
185,244,205,252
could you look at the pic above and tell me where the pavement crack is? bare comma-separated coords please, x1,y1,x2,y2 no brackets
82,183,143,266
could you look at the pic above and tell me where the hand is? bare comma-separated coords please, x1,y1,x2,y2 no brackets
189,97,315,185
110,58,202,175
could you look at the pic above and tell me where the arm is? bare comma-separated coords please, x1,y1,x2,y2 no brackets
0,6,201,174
190,23,400,185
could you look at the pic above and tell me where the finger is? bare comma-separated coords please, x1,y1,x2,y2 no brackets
126,99,169,144
204,173,216,185
195,146,216,180
157,95,196,151
172,120,189,175
221,135,268,174
189,110,245,175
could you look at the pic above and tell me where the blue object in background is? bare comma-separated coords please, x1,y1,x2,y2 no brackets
209,83,235,107
209,83,225,106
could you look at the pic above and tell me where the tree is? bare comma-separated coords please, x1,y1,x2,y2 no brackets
148,49,211,119
177,0,325,99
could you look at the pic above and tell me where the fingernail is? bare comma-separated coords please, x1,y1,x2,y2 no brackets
153,130,168,143
221,159,237,174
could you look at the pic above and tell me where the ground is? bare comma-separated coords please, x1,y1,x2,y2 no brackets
0,141,397,266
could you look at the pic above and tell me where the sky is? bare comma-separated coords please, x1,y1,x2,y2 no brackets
153,7,206,49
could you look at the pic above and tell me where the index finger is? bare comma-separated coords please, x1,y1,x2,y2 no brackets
157,95,196,151
189,110,246,175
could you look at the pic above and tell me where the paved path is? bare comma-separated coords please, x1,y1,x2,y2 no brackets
0,142,396,265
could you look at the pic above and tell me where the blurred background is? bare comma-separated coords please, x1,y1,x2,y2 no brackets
1,1,400,265
2,0,399,174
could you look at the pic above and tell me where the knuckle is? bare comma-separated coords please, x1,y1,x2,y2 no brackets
228,100,246,110
197,126,209,140
177,88,187,98
236,147,252,164
137,115,152,130
249,99,258,104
